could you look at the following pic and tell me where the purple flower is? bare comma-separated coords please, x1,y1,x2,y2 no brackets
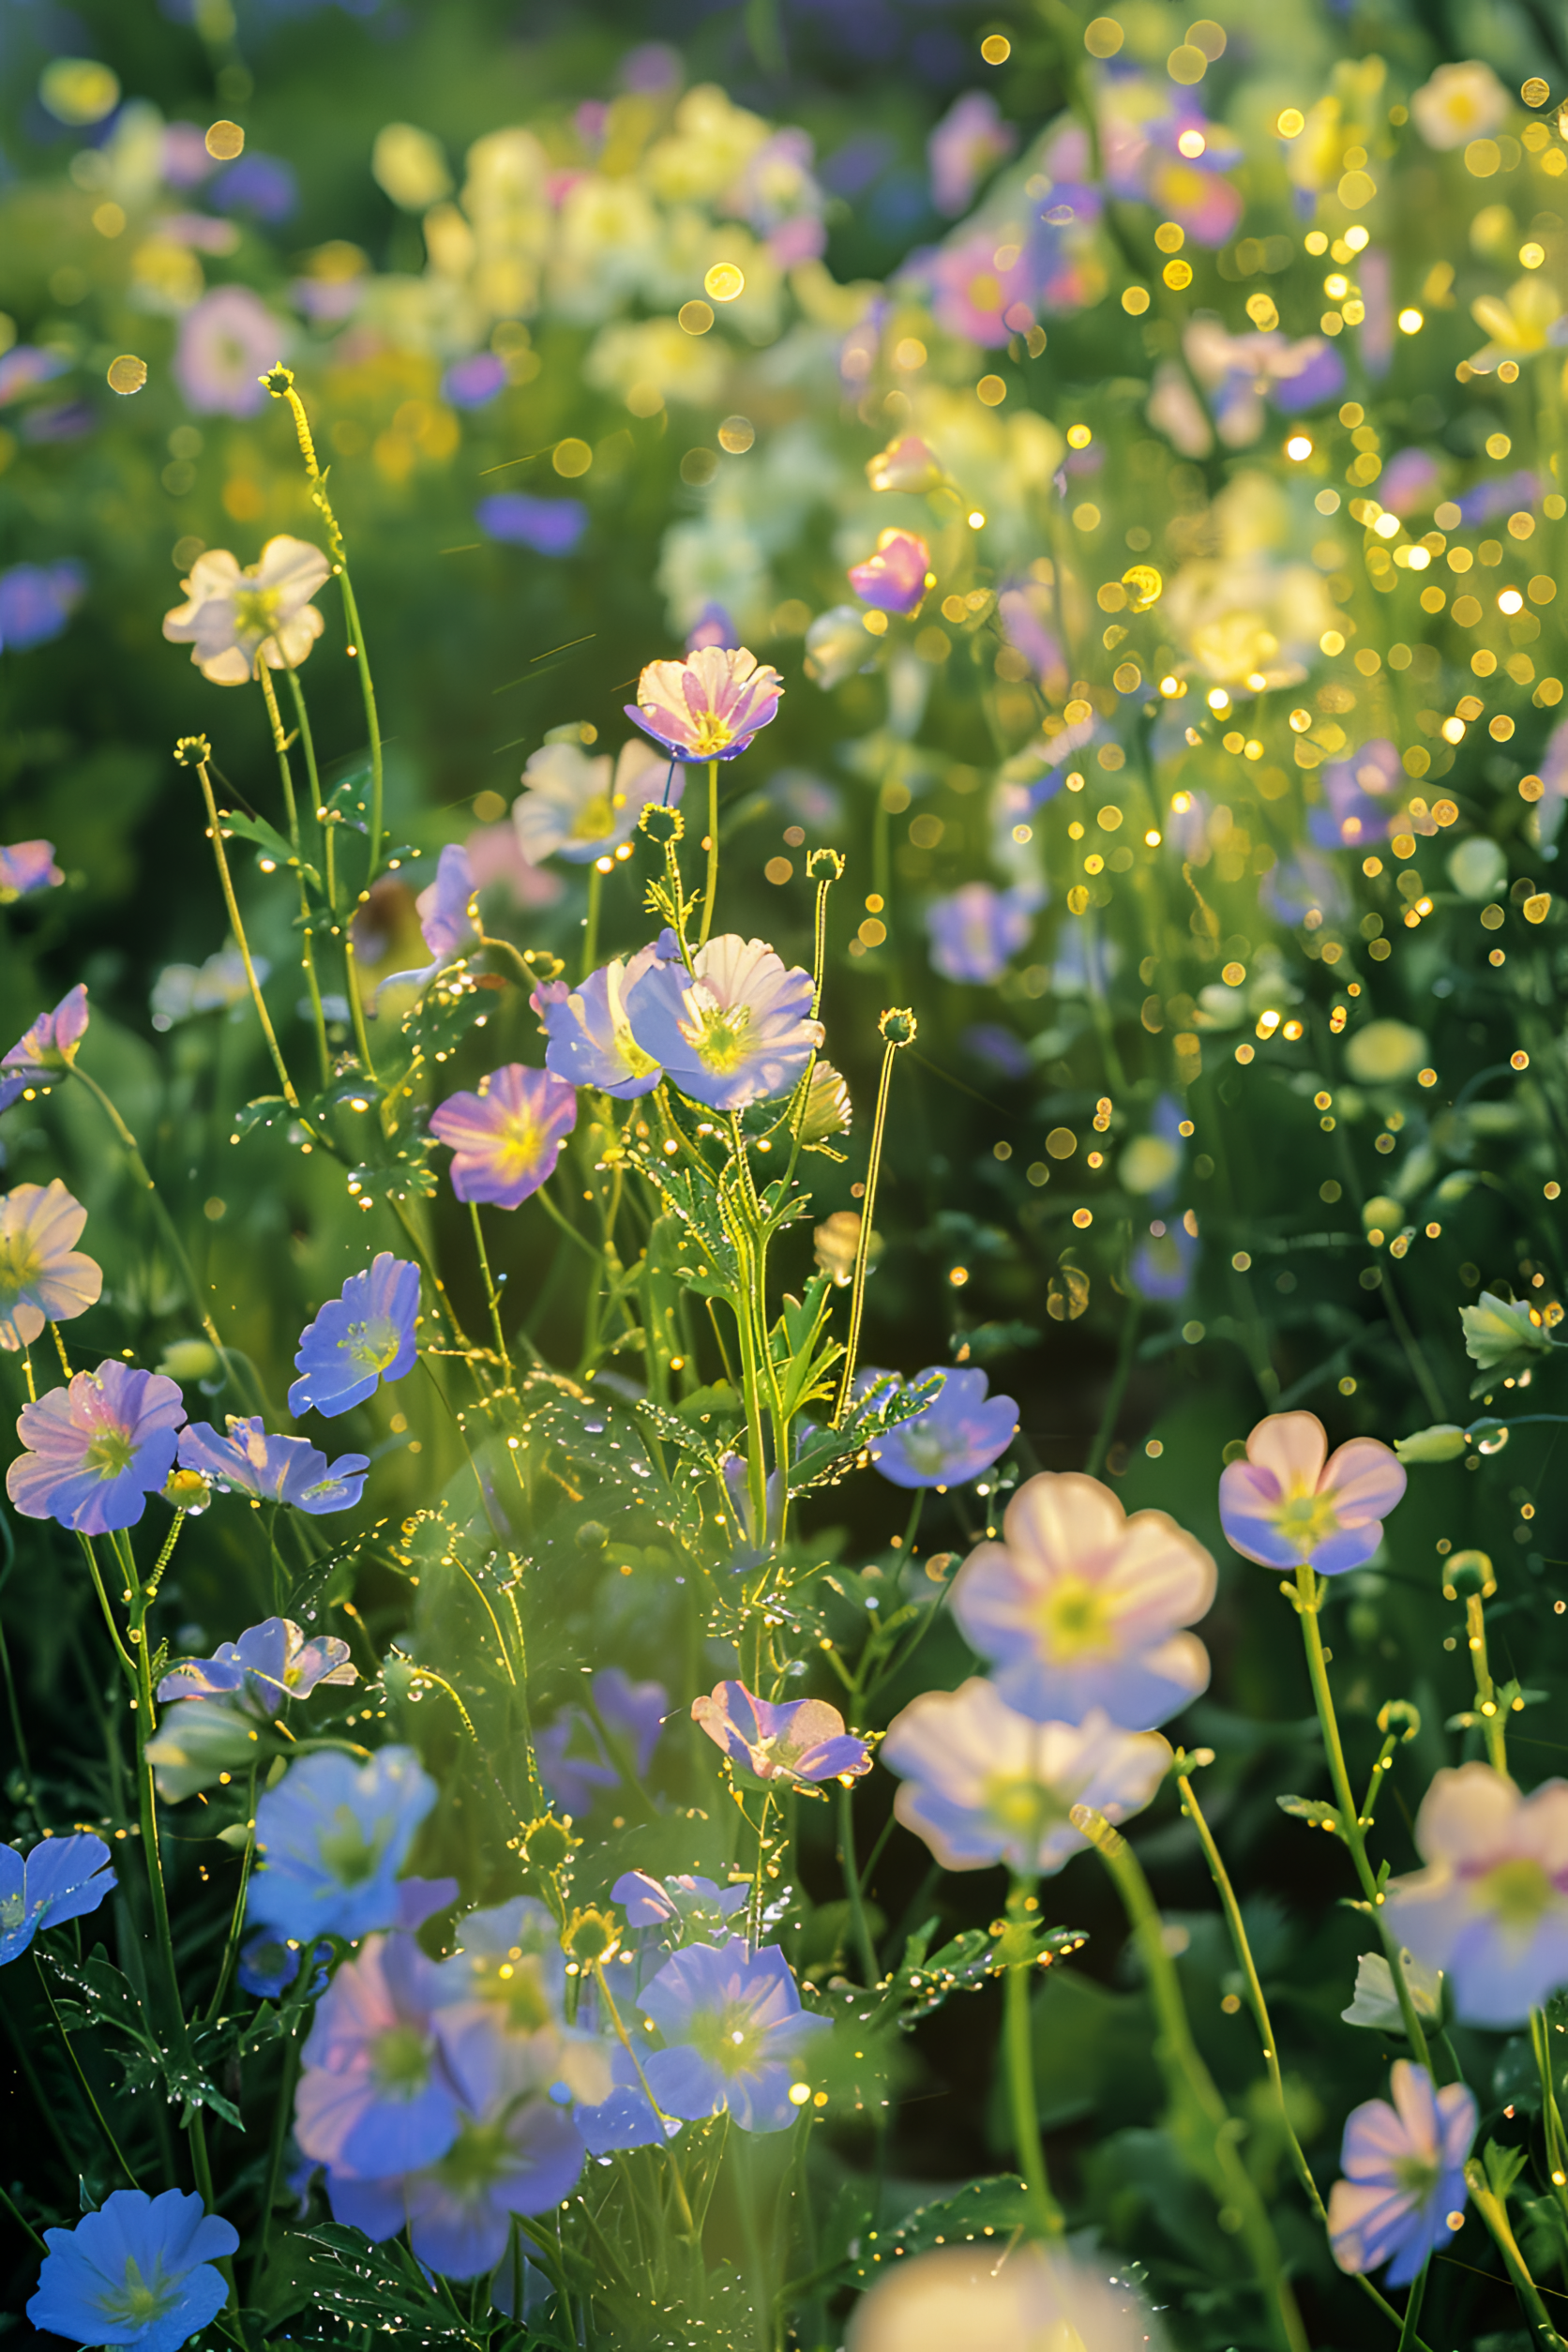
1219,1410,1406,1576
211,152,298,221
443,353,507,409
533,942,671,1097
962,1024,1032,1081
996,585,1066,691
0,982,88,1110
847,529,931,616
1457,469,1540,528
173,286,284,417
178,1417,371,1515
626,646,783,762
865,1367,1017,1489
237,1933,330,2000
28,2188,238,2352
0,561,85,653
1328,2061,1476,2286
866,435,942,494
1130,1216,1199,1303
928,89,1017,216
415,844,478,964
623,935,822,1111
926,883,1038,984
288,1253,420,1419
430,1064,579,1208
1380,448,1441,517
924,223,1036,347
158,1617,355,1712
7,1360,184,1535
0,347,69,406
612,1871,750,1936
571,2040,666,2155
475,494,587,556
296,1933,464,2179
0,839,63,898
1383,1765,1568,2028
638,1941,829,2132
0,1180,102,1353
249,1747,449,1943
692,1681,870,1785
686,602,736,652
536,1667,667,1817
0,1832,114,1965
1310,739,1401,851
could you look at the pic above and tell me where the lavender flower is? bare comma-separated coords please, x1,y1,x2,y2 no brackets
532,942,670,1097
7,1361,185,1535
686,603,736,652
0,559,85,652
623,935,822,1110
158,1617,355,1713
925,884,1038,984
571,2039,667,2155
1310,739,1401,852
295,1933,465,2179
864,1367,1017,1489
438,1897,611,2107
1383,1763,1568,2027
237,1933,330,2000
536,1668,667,1817
1129,1217,1199,1303
1328,2061,1476,2285
475,493,587,556
430,1065,579,1208
28,2189,239,2352
928,89,1017,216
638,1941,829,2132
692,1681,870,1785
0,1832,114,1965
162,535,330,685
415,843,478,963
626,646,783,762
173,285,283,416
0,1180,102,1352
0,982,89,1111
0,839,63,899
288,1253,420,1418
177,1418,371,1515
1220,1410,1406,1576
513,739,672,865
612,1872,750,1937
249,1748,451,1943
847,529,931,616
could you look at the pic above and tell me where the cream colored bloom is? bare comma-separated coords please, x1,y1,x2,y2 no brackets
1470,277,1563,369
850,2239,1169,2352
1410,60,1508,152
162,536,331,685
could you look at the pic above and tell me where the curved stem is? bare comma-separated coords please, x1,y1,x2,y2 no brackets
32,1952,139,2188
1001,1937,1065,2240
468,1200,511,1373
838,1780,881,1987
699,760,719,947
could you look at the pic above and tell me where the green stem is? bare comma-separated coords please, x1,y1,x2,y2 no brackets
337,566,384,883
1467,1591,1508,1773
581,862,602,982
1003,1946,1065,2239
0,2174,47,2254
837,1781,881,1987
1084,1286,1139,1476
469,1200,511,1375
189,751,300,1109
249,2025,301,2303
1466,2159,1568,2348
32,1952,140,2188
832,1018,912,1425
204,1764,258,2026
1397,2257,1430,2352
699,760,719,947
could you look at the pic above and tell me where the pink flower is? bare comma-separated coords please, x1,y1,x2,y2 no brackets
173,285,284,417
1384,1765,1568,2028
0,840,63,900
0,1181,103,1353
1219,1410,1406,1576
928,90,1018,218
0,984,88,1112
429,1065,578,1209
866,435,942,494
691,1681,870,1786
847,529,931,616
626,646,783,763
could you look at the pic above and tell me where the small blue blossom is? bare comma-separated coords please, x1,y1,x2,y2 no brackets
249,1747,445,1942
177,1417,370,1514
295,1932,464,2179
571,2036,666,2154
0,1832,115,1965
158,1616,355,1712
925,883,1040,984
236,1932,331,2000
288,1254,420,1419
1328,2060,1476,2285
862,1366,1017,1489
1130,1216,1199,1302
27,2188,238,2352
612,1871,750,1936
533,942,671,1098
476,494,586,555
638,1941,829,2132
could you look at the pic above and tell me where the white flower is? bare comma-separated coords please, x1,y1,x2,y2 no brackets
1383,1763,1568,2027
1410,61,1508,152
162,536,330,686
850,2239,1169,2352
1341,1949,1443,2033
511,739,672,866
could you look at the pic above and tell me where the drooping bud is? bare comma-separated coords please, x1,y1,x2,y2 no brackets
800,1062,852,1148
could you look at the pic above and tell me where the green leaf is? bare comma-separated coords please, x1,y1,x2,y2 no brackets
234,1094,291,1138
218,808,321,889
264,2225,470,2344
839,2177,1035,2286
1276,1793,1343,1833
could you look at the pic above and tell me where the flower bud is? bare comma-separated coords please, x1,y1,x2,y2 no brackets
163,1468,211,1515
879,1007,917,1046
799,1062,852,1147
813,1209,866,1286
524,1814,577,1873
638,803,685,845
1460,1290,1553,1372
1394,1424,1468,1465
563,1906,620,1965
1441,1549,1496,1602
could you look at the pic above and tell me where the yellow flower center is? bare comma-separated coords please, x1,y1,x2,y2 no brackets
84,1426,137,1482
315,1801,391,1887
344,1317,401,1374
1036,1575,1116,1661
99,2259,180,2330
689,1005,753,1076
686,710,736,757
983,1773,1067,1841
0,1229,43,1303
372,2022,433,2097
1476,1856,1556,1932
1272,1487,1342,1556
492,1108,547,1185
571,792,616,842
232,584,282,641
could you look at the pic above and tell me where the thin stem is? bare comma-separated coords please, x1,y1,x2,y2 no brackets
468,1199,511,1373
1466,2158,1568,2349
0,2174,47,2254
188,753,300,1108
833,1019,912,1424
1397,2257,1430,2352
204,1765,258,2027
1084,1286,1139,1476
338,566,384,882
582,862,603,982
699,760,719,947
1467,1590,1508,1773
249,2025,301,2303
32,1952,140,2188
1003,1946,1065,2239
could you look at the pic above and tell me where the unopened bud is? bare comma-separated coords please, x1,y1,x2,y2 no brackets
879,1007,917,1047
639,804,685,844
807,847,845,882
524,1815,576,1874
163,1468,210,1515
173,734,212,768
1394,1424,1468,1466
563,1906,619,1965
1443,1549,1496,1602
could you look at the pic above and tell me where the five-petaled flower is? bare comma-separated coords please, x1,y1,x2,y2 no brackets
178,1417,371,1514
289,1253,420,1418
864,1365,1017,1489
0,982,88,1112
1382,1762,1568,2027
0,1180,102,1352
430,1064,579,1208
0,1832,115,1967
692,1681,870,1785
7,1360,186,1535
847,527,932,616
162,535,331,683
638,1940,829,2132
249,1746,456,1943
1328,2060,1476,2284
952,1470,1215,1730
158,1616,356,1712
513,738,674,862
533,942,671,1097
623,934,822,1110
1219,1410,1407,1576
28,2188,239,2352
626,645,783,762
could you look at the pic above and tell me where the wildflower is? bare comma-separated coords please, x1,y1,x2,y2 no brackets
162,535,330,685
288,1254,420,1419
623,935,822,1110
571,2039,667,2155
532,942,671,1097
638,1940,829,2132
249,1747,453,1943
415,843,478,964
1342,1949,1443,2033
177,1418,371,1515
7,1361,185,1536
692,1682,870,1785
1459,1290,1554,1377
925,883,1039,984
952,1470,1214,1730
612,1871,750,1937
865,1367,1018,1489
0,1180,102,1352
158,1617,355,1712
1219,1410,1406,1576
1410,59,1508,150
1328,2061,1477,2284
173,283,283,415
1470,279,1562,370
803,605,873,690
144,1699,264,1804
1344,1018,1428,1086
626,644,783,761
150,946,267,1030
850,2241,1169,2352
512,738,673,865
1130,1217,1199,1304
535,1668,668,1817
0,982,89,1111
798,1060,852,1149
475,492,587,555
882,1683,1170,1874
1120,1097,1184,1201
430,1064,579,1209
928,89,1017,216
28,2188,240,2352
1310,740,1401,851
1383,1763,1568,2027
295,1934,465,2179
0,559,86,651
686,602,735,651
0,1832,114,1965
0,839,63,899
848,529,932,617
236,1933,330,2000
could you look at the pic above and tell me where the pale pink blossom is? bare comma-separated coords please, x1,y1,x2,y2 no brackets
1384,1763,1568,2027
626,646,782,762
162,535,330,685
1219,1410,1406,1576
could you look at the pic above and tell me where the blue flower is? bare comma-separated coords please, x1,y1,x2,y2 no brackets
27,2187,238,2352
691,1682,870,1786
236,1932,330,2000
532,942,671,1098
638,1941,829,2132
612,1871,749,1937
249,1747,445,1942
210,152,298,221
535,1667,668,1818
571,2037,666,2154
295,1932,465,2179
158,1617,355,1712
1328,2060,1476,2286
863,1366,1017,1489
444,353,506,409
623,935,822,1111
0,1832,115,1965
288,1254,420,1419
476,494,587,555
0,981,89,1111
925,883,1040,984
177,1418,370,1514
1309,738,1401,852
0,559,86,654
1130,1216,1199,1303
0,838,63,899
7,1360,185,1535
